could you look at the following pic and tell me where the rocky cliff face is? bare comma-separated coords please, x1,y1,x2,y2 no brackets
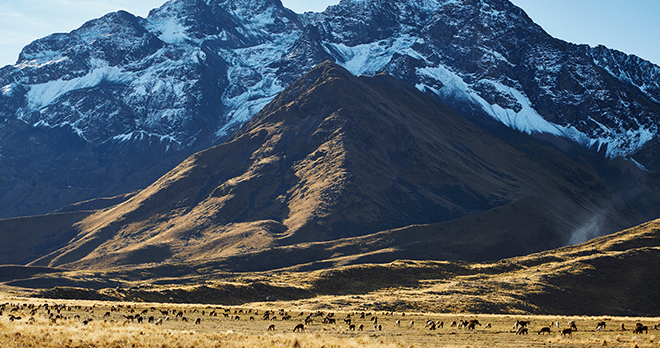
0,0,659,218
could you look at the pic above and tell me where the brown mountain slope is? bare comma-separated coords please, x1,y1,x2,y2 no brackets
3,217,659,316
19,61,643,269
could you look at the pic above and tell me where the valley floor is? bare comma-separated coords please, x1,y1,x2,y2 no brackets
1,295,659,348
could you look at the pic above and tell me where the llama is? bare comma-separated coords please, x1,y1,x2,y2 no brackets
515,327,528,335
633,324,648,334
538,327,551,335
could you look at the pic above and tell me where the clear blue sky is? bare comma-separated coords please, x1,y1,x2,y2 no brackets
0,0,658,67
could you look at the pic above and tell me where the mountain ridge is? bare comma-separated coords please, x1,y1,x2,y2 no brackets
1,0,659,219
1,61,643,271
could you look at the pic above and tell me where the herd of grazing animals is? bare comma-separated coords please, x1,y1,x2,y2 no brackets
2,301,660,342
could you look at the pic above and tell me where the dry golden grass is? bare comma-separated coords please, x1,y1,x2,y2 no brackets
2,296,660,348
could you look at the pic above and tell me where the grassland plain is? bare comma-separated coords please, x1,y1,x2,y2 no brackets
1,295,660,348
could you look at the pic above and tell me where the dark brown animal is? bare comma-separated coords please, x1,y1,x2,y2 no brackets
538,327,551,335
633,324,648,334
595,321,606,331
515,327,528,335
561,328,572,337
293,323,305,332
467,320,481,330
267,324,275,331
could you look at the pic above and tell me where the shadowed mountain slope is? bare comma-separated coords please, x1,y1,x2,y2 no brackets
3,215,660,316
9,61,645,270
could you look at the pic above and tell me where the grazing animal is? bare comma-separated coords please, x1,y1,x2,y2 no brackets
567,321,577,331
155,318,163,326
513,320,530,330
181,317,188,322
467,321,481,330
515,327,528,335
596,321,606,331
349,324,356,331
358,324,364,331
103,312,111,318
195,318,201,325
148,316,155,323
293,324,305,332
633,324,648,334
484,323,492,329
267,324,275,331
538,327,551,335
561,328,572,337
450,321,457,327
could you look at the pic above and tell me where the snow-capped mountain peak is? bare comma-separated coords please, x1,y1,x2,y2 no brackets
0,0,659,218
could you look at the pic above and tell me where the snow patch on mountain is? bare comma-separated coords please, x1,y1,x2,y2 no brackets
328,35,421,76
34,120,88,140
111,130,180,145
1,83,16,97
415,62,657,157
215,32,300,138
26,64,129,111
156,18,192,44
